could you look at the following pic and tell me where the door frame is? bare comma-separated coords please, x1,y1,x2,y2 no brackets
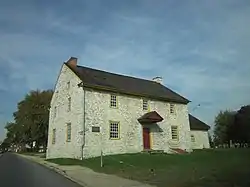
142,127,151,150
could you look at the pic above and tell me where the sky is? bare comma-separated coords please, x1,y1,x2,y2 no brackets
0,0,250,140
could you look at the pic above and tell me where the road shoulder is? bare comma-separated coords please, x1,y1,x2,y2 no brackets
17,154,155,187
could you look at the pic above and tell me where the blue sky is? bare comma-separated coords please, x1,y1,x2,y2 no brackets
0,0,250,140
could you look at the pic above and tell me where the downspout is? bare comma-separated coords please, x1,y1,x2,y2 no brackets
81,85,86,160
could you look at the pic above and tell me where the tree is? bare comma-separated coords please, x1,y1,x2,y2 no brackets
16,89,53,150
0,139,10,151
208,132,214,148
3,89,53,152
213,110,235,146
213,105,250,147
234,105,250,146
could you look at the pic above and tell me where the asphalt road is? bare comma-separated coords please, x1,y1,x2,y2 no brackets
0,153,82,187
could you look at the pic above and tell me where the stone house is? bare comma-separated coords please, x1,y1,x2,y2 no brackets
46,57,210,159
189,114,210,149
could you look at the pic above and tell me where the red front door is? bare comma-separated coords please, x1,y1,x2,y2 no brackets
143,128,150,149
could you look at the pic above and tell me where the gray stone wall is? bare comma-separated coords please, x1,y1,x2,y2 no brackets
46,64,84,159
190,130,210,149
47,65,192,159
82,89,192,158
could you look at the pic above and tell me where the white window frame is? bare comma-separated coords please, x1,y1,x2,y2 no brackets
68,97,71,112
110,94,117,108
170,103,175,114
52,128,56,144
109,121,120,139
66,123,71,142
142,99,148,110
171,126,178,140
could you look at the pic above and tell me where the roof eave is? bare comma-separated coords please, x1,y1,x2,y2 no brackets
190,127,210,131
83,83,189,104
65,62,190,104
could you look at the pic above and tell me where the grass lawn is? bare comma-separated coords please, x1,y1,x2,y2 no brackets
47,149,250,187
21,152,46,158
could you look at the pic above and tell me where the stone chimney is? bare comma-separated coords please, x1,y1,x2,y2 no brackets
152,76,163,84
66,57,77,69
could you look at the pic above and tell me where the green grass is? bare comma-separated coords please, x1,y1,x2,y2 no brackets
21,152,46,158
47,149,250,187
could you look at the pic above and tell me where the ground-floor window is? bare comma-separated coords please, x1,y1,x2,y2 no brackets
66,123,72,142
52,128,56,144
109,121,120,139
171,126,178,140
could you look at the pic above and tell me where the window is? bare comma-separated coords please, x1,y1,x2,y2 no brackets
171,126,178,140
110,94,117,108
109,121,120,139
191,135,195,142
67,81,70,90
66,123,71,142
170,103,175,114
52,129,56,144
142,99,148,110
68,97,71,112
54,106,57,118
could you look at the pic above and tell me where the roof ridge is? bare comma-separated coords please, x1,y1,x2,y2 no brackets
76,64,156,83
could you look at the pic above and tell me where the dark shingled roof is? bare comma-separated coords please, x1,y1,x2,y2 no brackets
65,59,190,104
189,114,210,131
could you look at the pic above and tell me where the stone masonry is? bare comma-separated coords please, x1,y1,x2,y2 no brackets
46,63,193,159
190,130,210,149
47,64,84,159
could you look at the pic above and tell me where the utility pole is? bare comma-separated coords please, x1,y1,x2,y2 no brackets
101,150,103,167
100,127,103,167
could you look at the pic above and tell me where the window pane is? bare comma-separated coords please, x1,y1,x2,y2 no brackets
143,100,148,110
67,123,71,142
68,97,71,111
171,126,178,140
110,95,117,107
170,104,175,114
52,129,56,144
109,122,119,139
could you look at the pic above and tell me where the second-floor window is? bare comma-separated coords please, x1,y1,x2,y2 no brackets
110,94,117,108
67,81,70,90
170,103,175,114
68,97,71,112
143,99,148,110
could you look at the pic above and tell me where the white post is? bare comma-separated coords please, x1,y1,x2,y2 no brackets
100,127,103,167
101,150,103,167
